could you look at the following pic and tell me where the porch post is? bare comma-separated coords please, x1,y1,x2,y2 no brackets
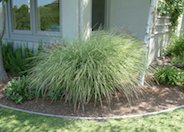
176,14,184,37
145,0,159,66
79,0,92,40
141,0,158,85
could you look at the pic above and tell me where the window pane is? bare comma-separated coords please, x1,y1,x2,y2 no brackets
12,0,31,30
37,0,60,32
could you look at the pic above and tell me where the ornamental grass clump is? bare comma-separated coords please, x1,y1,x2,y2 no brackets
28,33,146,110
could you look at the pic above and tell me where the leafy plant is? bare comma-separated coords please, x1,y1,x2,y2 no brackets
2,43,39,76
4,76,34,104
27,32,146,110
154,66,182,85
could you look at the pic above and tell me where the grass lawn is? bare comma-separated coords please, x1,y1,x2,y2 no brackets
0,108,184,132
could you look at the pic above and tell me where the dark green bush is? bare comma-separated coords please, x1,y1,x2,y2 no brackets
28,33,146,110
166,34,184,57
4,76,34,104
2,43,40,76
154,66,183,85
172,53,184,67
166,33,184,68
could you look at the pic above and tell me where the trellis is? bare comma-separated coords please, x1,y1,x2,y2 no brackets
145,0,171,65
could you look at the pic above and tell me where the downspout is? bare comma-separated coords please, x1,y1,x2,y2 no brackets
141,0,158,85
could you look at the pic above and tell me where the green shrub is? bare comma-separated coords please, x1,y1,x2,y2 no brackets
166,34,184,57
2,43,40,76
28,33,146,110
154,66,183,85
172,52,184,67
4,76,34,104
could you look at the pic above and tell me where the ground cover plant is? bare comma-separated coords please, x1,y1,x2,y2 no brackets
0,108,184,132
4,76,34,104
27,32,146,110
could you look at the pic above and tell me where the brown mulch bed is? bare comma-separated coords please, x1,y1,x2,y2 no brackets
0,82,184,117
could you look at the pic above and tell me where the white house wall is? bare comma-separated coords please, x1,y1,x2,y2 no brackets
108,0,150,40
79,0,92,40
62,0,80,40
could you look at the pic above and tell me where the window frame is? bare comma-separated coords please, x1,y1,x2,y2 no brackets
6,0,62,42
35,0,62,35
9,0,32,34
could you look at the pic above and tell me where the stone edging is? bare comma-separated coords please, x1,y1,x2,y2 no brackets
0,103,184,120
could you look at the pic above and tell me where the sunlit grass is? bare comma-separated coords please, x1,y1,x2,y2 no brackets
0,108,184,132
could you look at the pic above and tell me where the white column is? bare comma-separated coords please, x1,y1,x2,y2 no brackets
145,0,158,66
176,14,184,37
79,0,92,40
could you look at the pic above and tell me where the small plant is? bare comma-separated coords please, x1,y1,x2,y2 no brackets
28,32,146,110
154,66,182,85
4,76,34,104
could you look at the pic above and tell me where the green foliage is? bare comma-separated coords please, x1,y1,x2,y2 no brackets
28,33,146,110
166,33,184,67
154,66,183,85
2,43,35,76
160,34,184,87
172,53,184,67
4,76,34,104
157,0,184,30
166,34,184,57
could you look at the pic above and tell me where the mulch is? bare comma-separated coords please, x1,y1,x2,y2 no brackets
0,81,184,117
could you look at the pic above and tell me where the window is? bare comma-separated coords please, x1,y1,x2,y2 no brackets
37,0,60,32
12,0,31,30
10,0,61,34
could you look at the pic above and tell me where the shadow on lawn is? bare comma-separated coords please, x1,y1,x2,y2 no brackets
0,108,79,131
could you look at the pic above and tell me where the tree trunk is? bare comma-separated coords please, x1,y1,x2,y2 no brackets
0,1,8,83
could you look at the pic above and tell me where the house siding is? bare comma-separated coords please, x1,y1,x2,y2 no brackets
108,0,150,40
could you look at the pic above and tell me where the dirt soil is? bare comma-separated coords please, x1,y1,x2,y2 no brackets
0,82,184,117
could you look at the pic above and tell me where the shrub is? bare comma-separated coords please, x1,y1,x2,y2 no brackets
28,33,146,110
2,43,35,76
166,33,184,57
172,52,184,67
4,76,34,104
2,43,43,76
154,66,183,85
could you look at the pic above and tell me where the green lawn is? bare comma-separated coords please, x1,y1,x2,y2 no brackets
0,108,184,132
